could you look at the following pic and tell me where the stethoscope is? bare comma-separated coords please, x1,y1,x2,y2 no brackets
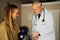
34,8,45,23
41,3,45,22
42,8,45,22
37,8,45,22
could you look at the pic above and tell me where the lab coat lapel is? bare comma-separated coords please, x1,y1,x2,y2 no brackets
37,11,44,24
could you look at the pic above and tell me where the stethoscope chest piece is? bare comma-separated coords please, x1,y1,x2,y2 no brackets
42,19,46,25
42,19,44,22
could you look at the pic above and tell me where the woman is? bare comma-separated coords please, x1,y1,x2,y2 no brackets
0,3,20,40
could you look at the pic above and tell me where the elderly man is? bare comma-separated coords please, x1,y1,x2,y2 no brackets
31,2,55,40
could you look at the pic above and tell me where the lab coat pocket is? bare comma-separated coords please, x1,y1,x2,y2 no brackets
41,21,48,28
42,21,46,25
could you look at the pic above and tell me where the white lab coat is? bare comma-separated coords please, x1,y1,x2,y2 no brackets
32,9,55,40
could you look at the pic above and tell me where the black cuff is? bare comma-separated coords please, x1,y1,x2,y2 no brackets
39,34,41,36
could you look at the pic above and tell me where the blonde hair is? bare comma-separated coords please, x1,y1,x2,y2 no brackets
3,4,18,28
2,3,19,40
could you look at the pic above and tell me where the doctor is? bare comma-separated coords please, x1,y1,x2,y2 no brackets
31,2,55,40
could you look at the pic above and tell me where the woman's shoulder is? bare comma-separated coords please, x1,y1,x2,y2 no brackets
0,21,5,25
0,21,6,28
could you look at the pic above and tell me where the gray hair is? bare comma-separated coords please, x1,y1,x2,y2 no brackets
32,2,42,6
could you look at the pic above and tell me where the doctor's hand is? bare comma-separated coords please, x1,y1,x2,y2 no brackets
31,32,39,40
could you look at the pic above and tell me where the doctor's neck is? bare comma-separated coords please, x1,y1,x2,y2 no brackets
39,6,43,14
